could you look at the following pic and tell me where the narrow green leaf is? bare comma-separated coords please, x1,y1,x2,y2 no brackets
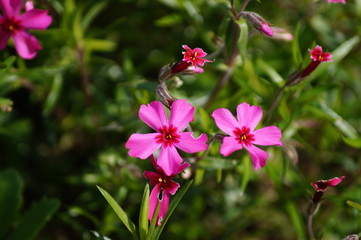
6,198,59,240
90,230,112,240
194,168,205,185
139,184,150,240
285,201,306,240
97,185,139,240
236,18,248,65
216,169,222,183
342,137,361,148
81,1,108,32
347,200,361,212
198,157,237,170
0,169,22,239
43,73,63,115
292,23,303,66
147,201,160,240
151,180,193,240
84,39,116,52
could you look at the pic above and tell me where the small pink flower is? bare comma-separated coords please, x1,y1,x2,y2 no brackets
211,102,282,169
125,99,208,175
182,45,213,69
309,45,333,62
0,0,52,59
144,155,189,225
311,176,345,192
311,176,345,203
328,0,346,3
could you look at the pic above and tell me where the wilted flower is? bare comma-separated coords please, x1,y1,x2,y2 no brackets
144,155,189,225
0,0,52,59
125,99,208,176
311,176,345,203
211,102,282,169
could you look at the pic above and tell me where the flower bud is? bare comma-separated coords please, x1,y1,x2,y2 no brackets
244,12,274,37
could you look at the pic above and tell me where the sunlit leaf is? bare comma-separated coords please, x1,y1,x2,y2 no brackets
139,184,150,240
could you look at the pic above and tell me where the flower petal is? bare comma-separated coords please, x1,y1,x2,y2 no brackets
139,101,168,132
157,191,170,225
236,102,263,131
327,176,345,187
125,133,161,159
19,9,52,30
12,30,41,59
252,126,282,146
244,145,268,170
220,136,243,156
158,145,183,176
148,184,161,222
169,99,194,132
211,108,240,136
0,0,22,17
174,132,208,153
166,180,180,195
0,29,11,50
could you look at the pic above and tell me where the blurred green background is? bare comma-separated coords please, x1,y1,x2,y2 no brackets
0,0,361,239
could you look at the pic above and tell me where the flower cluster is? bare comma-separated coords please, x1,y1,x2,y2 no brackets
126,46,284,224
0,0,52,59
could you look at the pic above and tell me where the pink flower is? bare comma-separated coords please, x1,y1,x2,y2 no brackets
299,45,333,78
260,23,274,37
309,45,333,62
0,0,52,59
311,176,345,203
211,102,282,169
144,155,190,225
328,0,346,3
182,45,213,69
311,176,345,192
125,99,208,176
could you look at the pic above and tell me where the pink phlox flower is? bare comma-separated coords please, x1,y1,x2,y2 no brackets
0,0,52,59
309,45,333,62
211,102,282,170
182,45,213,69
144,155,190,225
125,99,208,176
311,176,345,192
327,0,346,3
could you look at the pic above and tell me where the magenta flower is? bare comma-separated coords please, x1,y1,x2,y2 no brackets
144,155,189,225
0,0,52,59
244,12,274,37
260,22,274,37
125,99,208,176
328,0,346,3
311,176,345,203
300,45,333,78
211,102,282,169
182,45,213,69
309,45,333,62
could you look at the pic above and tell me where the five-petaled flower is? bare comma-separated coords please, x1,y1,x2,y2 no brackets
144,155,189,225
327,0,346,3
299,45,333,78
311,176,345,203
211,102,282,169
170,45,213,75
125,99,208,176
0,0,52,59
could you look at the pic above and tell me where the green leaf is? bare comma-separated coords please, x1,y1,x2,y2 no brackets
240,155,251,193
147,201,160,240
151,180,193,240
6,198,59,240
342,137,361,148
236,18,248,65
139,184,150,240
84,39,116,52
198,157,237,170
43,73,63,115
347,200,361,212
81,1,108,32
0,169,22,239
97,185,139,240
292,23,303,66
285,201,306,240
155,14,182,27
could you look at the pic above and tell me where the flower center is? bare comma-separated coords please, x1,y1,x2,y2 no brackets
233,126,255,146
0,17,22,33
191,51,198,61
155,125,180,147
